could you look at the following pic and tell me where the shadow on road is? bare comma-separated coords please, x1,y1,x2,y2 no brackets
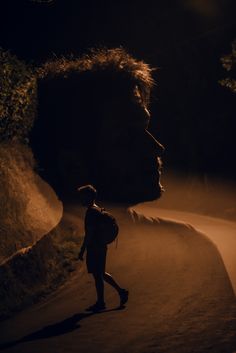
0,305,125,350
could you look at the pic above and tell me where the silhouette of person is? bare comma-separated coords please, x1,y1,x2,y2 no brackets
31,48,165,203
77,184,128,311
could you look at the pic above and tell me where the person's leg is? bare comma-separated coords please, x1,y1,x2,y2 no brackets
93,272,105,304
103,272,123,292
85,272,106,311
103,272,129,306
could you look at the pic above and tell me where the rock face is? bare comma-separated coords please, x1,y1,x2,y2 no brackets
0,142,72,319
0,142,63,263
0,142,84,320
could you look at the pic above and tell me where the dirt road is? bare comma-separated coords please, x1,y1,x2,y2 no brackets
0,206,236,353
134,204,236,295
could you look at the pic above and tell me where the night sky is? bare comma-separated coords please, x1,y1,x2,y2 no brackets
1,0,236,179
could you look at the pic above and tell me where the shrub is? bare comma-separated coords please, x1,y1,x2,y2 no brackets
0,49,37,142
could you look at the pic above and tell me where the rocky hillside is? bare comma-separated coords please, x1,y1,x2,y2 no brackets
0,142,62,263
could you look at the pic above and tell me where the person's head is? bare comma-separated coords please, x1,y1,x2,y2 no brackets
77,184,97,207
31,47,164,203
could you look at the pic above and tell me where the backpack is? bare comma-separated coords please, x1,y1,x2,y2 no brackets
98,207,119,245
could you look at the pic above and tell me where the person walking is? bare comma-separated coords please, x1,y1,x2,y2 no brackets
77,184,129,312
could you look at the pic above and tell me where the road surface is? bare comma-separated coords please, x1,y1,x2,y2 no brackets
0,206,236,353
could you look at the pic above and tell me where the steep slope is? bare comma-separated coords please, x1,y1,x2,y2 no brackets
0,142,62,262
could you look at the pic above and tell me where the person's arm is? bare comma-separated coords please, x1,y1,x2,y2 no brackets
78,225,96,260
78,234,88,261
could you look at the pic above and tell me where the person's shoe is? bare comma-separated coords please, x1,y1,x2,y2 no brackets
85,301,106,312
119,289,129,306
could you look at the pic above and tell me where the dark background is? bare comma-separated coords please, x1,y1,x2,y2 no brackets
1,0,236,179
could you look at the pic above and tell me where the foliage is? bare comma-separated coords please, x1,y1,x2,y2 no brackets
0,49,37,142
219,40,236,94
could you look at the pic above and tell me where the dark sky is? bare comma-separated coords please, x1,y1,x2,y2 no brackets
1,0,236,179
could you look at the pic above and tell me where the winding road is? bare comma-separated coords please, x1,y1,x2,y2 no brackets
0,206,236,353
134,205,236,295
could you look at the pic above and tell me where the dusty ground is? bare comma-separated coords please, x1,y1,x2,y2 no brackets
134,206,236,295
0,201,236,353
